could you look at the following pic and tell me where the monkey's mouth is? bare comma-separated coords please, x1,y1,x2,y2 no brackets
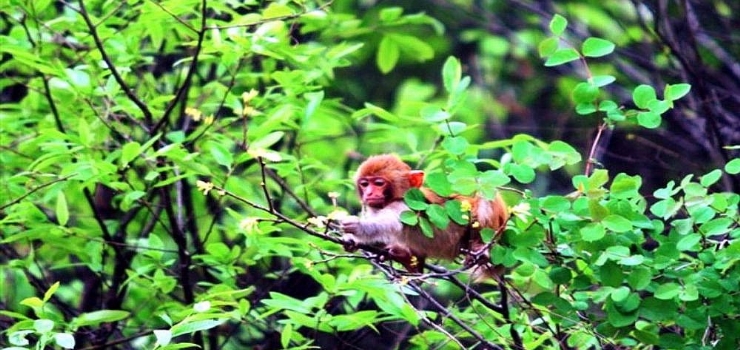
365,199,386,208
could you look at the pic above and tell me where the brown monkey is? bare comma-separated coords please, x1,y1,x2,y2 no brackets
340,154,508,276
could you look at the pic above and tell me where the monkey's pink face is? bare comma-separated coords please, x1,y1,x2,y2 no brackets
357,176,391,208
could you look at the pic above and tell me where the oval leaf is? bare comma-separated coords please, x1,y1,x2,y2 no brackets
549,14,567,36
544,48,580,67
377,36,400,74
74,310,131,327
665,83,691,101
602,214,632,233
442,56,462,94
632,84,656,109
56,192,69,226
582,37,615,57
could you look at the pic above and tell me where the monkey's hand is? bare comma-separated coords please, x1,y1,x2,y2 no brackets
339,215,360,234
339,216,361,252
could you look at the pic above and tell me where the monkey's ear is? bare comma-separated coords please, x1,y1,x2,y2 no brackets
408,170,425,188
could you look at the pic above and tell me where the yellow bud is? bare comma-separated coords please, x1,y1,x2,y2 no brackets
327,210,349,221
185,107,203,121
307,216,328,228
239,217,259,231
204,114,214,125
196,180,214,195
460,200,472,212
241,89,259,104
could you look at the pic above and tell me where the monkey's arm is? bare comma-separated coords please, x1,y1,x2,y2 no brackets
340,201,407,245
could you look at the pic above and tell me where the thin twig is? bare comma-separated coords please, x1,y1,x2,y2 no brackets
77,0,154,125
584,122,608,176
0,174,75,211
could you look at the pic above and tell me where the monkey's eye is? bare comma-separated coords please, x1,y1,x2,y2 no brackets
373,179,386,187
358,180,369,187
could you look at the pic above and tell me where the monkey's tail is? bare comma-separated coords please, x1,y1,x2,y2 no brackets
475,196,508,230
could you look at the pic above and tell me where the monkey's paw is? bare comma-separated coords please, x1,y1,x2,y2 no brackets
340,235,359,252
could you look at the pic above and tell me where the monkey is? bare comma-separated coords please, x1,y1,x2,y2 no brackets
339,154,508,277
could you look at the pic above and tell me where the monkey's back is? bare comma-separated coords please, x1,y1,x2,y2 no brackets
400,224,465,259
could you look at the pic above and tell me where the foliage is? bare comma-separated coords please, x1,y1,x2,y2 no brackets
1,1,739,349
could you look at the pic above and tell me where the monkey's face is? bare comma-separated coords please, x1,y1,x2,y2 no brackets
357,176,392,209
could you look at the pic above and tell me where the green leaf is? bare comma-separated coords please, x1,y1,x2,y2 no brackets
619,254,645,266
21,296,44,308
679,284,699,301
575,103,597,115
654,283,680,300
121,142,142,167
538,37,559,57
426,204,450,229
541,196,570,212
420,105,450,122
480,227,495,243
478,171,510,199
588,199,609,221
627,267,653,290
281,323,292,348
54,333,76,349
549,14,568,36
400,211,418,226
171,319,226,337
506,163,536,183
379,7,403,22
581,223,606,242
582,37,615,57
404,188,429,210
700,169,722,187
647,99,670,114
34,319,55,333
251,131,285,150
437,121,467,136
611,286,630,302
73,310,131,327
424,172,453,196
445,200,467,225
364,102,399,122
56,192,69,226
664,83,691,101
544,48,580,66
637,111,661,129
599,100,619,112
442,136,469,155
591,75,616,87
650,198,681,219
262,3,293,19
632,84,656,109
377,36,400,74
392,34,434,61
726,158,740,174
442,56,462,94
208,142,234,168
78,118,91,147
549,267,572,284
602,215,632,233
599,262,624,287
419,217,434,238
610,173,642,199
700,218,732,237
44,281,60,303
572,82,599,104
